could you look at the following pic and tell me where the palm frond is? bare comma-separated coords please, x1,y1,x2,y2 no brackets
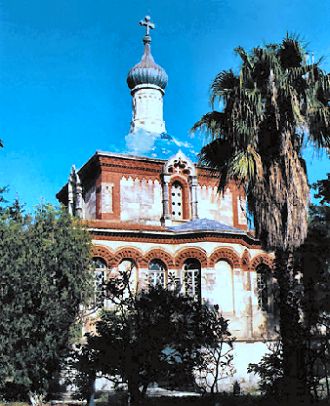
210,70,239,106
198,138,233,169
229,146,263,186
234,46,252,68
307,106,330,148
191,111,227,140
279,35,306,68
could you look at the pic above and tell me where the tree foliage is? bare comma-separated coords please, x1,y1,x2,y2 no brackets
194,305,235,394
249,176,330,401
0,200,93,400
298,177,330,399
70,268,234,405
193,35,330,402
193,36,330,251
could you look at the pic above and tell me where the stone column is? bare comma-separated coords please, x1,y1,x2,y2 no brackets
189,176,198,220
161,173,171,226
245,270,253,339
75,183,83,219
68,181,74,216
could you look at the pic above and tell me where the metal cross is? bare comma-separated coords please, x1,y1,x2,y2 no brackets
139,15,155,36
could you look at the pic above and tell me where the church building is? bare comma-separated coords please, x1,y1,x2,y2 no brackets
57,16,276,389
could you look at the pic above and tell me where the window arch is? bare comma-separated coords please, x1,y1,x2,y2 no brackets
256,264,272,312
92,257,107,307
148,259,166,288
183,259,201,300
171,181,183,220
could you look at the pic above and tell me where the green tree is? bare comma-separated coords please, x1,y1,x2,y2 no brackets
194,305,235,394
71,269,234,405
249,177,330,400
193,36,330,402
0,201,93,402
298,175,330,399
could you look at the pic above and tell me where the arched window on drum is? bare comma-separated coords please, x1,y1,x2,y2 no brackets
92,257,107,308
183,259,201,301
147,259,166,288
171,181,183,220
256,264,273,312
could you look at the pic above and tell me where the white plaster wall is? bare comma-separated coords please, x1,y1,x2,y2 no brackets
202,262,234,312
131,88,165,134
91,238,270,339
84,185,96,219
101,183,114,214
230,341,269,391
197,186,233,225
237,196,248,225
120,177,162,224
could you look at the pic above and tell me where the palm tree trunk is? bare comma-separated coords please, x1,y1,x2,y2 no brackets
127,373,143,406
275,248,309,404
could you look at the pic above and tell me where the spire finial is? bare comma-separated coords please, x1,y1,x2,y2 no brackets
139,15,155,44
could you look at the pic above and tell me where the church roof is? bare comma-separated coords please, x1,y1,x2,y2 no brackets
168,218,246,234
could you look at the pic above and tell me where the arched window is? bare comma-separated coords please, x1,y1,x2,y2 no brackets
256,264,272,312
118,259,137,293
92,257,107,307
171,181,183,220
183,259,201,300
148,259,166,288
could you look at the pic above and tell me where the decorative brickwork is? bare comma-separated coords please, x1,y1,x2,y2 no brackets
112,247,144,267
208,247,241,268
92,245,114,267
175,247,208,268
250,254,274,271
241,249,251,271
143,248,175,269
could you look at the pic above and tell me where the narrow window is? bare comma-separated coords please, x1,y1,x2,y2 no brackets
171,181,183,220
256,264,271,312
183,259,201,300
92,257,107,307
118,259,137,294
148,259,166,288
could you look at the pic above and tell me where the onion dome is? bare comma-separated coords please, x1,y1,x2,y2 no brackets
127,16,168,91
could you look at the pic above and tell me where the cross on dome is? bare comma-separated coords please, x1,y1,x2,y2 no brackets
127,15,168,92
139,15,155,36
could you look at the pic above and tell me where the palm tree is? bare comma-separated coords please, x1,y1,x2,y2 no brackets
193,36,330,402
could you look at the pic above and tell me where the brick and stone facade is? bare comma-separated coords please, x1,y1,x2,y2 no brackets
56,17,277,391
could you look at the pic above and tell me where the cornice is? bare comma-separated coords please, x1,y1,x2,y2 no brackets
89,227,261,249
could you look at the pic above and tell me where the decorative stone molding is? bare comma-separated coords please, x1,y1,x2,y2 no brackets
143,248,175,269
250,254,274,271
92,245,114,267
175,247,208,268
91,233,260,249
208,247,241,268
112,247,144,268
164,150,196,177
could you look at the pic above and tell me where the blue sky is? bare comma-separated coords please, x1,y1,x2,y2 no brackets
0,0,329,210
